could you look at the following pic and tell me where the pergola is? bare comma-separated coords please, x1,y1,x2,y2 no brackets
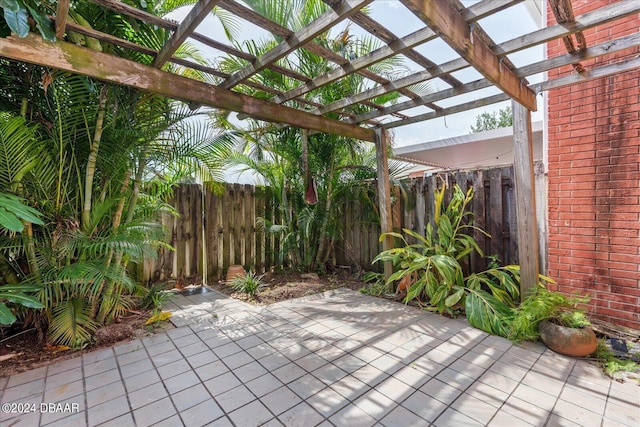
1,0,638,297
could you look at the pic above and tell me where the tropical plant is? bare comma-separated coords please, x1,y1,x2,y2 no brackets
0,192,44,324
0,0,235,346
230,271,265,296
507,285,590,342
215,0,417,271
373,180,543,336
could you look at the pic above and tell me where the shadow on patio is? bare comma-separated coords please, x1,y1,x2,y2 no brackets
1,288,637,426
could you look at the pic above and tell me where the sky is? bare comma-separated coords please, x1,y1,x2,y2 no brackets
168,0,545,181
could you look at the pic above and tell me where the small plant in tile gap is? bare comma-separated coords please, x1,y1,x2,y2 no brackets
373,178,552,337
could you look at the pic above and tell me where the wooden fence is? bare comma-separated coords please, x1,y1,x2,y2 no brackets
337,166,519,272
144,165,544,282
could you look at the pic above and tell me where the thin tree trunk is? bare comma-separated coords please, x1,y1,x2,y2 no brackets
18,79,40,280
82,85,109,232
313,151,336,270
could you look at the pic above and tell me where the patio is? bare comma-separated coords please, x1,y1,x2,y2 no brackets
1,289,637,427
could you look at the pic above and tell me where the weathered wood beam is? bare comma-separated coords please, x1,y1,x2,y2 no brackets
0,34,374,142
382,93,509,130
345,0,640,123
153,0,220,68
355,31,640,123
220,0,373,90
55,0,70,39
511,100,539,300
463,0,524,22
493,0,640,56
534,54,640,92
342,3,463,90
401,0,537,111
374,128,393,281
382,49,640,130
273,26,438,104
216,0,423,105
289,0,518,116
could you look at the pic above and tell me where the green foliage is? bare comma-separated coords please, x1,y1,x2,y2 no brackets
507,286,590,342
592,341,639,378
359,271,387,296
231,271,265,296
139,283,172,310
0,0,233,346
470,106,513,133
374,181,526,336
0,192,43,233
0,0,56,41
0,282,43,324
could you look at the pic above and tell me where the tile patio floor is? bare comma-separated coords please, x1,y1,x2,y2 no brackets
1,288,638,426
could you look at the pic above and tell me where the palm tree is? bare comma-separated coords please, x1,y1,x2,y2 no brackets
215,0,416,271
0,0,236,345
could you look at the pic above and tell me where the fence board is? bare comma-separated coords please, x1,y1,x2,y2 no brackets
148,164,544,282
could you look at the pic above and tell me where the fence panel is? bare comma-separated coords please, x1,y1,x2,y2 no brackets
147,164,540,282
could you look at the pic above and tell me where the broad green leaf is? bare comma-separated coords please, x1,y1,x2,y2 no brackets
445,288,464,307
0,207,24,232
26,4,56,42
465,289,513,336
0,302,17,325
3,293,44,308
0,0,20,12
3,6,29,38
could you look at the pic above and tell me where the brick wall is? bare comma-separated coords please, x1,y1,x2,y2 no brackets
546,0,640,329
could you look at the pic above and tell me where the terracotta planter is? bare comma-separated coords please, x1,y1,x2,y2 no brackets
539,320,598,357
226,265,246,282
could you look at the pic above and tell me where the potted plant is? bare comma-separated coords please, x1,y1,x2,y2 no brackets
508,286,597,357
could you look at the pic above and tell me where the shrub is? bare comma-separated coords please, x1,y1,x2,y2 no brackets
507,286,590,342
231,271,265,296
374,180,550,337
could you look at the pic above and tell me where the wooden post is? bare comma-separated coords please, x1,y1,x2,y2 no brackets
375,128,393,281
512,100,540,300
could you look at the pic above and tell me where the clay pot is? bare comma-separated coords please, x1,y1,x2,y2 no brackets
225,265,246,282
539,320,598,357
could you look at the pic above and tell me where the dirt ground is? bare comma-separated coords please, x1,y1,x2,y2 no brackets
208,269,367,304
0,270,369,378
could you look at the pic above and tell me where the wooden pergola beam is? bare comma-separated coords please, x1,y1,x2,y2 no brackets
355,31,640,124
342,0,640,123
401,0,537,111
0,34,374,142
273,26,438,105
382,51,640,130
153,0,220,68
512,100,539,299
219,0,374,90
55,0,70,39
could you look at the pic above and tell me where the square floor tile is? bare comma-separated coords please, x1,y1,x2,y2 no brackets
278,402,324,427
216,385,255,413
228,400,273,427
180,399,225,427
260,386,302,415
133,396,177,427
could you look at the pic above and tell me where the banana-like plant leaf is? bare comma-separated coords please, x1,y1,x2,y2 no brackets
3,293,44,308
26,4,56,42
465,289,513,336
0,207,24,232
0,0,20,12
0,302,17,325
3,5,28,37
445,287,464,307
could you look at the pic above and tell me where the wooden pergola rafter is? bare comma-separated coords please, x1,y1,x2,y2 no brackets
1,0,639,292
